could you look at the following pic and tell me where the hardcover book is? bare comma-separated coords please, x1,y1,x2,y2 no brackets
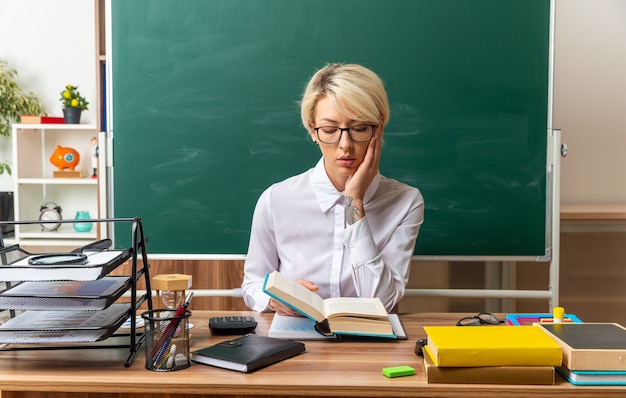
557,366,626,385
540,323,626,371
263,270,394,338
423,346,555,385
191,334,305,373
423,325,562,367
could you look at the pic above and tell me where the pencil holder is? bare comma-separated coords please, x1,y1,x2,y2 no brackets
141,309,192,371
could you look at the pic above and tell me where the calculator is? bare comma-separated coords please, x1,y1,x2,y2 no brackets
209,316,257,335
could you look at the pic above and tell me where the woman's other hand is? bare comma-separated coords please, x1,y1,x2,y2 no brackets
269,279,319,316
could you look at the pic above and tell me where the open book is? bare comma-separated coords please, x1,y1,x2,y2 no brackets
262,270,395,338
269,313,407,340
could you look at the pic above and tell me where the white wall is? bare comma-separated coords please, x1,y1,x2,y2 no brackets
0,0,624,205
0,0,97,191
554,0,626,204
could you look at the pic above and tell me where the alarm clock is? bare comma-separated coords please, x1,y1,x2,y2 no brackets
39,202,62,231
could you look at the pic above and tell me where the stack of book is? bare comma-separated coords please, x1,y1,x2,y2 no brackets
422,325,563,385
540,323,626,385
20,115,65,124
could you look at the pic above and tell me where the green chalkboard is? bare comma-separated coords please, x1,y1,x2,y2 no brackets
110,0,551,257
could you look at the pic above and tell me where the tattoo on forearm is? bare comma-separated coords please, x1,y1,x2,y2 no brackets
345,196,361,225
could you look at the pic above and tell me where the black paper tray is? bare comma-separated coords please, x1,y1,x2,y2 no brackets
0,303,131,344
0,245,133,281
0,276,132,311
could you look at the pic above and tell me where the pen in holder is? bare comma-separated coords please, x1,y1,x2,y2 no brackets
142,293,193,371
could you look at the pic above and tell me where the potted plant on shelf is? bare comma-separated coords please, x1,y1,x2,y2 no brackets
59,84,89,124
0,58,46,175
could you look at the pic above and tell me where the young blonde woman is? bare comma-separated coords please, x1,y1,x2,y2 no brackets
242,63,424,314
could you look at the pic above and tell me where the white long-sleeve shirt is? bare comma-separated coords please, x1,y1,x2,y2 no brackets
241,158,424,312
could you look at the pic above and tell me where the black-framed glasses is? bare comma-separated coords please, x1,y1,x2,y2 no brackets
314,124,375,144
456,312,503,326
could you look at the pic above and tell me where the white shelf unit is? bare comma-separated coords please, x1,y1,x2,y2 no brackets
11,124,107,249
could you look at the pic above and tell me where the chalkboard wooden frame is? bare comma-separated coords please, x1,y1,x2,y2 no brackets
108,0,554,259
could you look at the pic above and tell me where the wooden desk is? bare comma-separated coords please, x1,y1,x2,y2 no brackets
0,311,624,398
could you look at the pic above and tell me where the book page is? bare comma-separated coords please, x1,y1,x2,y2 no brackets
263,271,326,321
323,297,388,319
268,314,336,340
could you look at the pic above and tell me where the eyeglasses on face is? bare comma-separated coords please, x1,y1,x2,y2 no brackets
456,312,503,326
313,124,375,144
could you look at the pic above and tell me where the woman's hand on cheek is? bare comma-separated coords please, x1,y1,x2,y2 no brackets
345,130,382,200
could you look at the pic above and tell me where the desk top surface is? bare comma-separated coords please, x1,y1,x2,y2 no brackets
0,311,624,397
561,204,626,220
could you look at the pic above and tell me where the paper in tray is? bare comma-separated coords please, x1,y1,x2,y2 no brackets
0,248,132,281
0,276,132,311
0,303,131,344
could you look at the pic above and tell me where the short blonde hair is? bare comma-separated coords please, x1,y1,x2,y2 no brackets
300,64,390,132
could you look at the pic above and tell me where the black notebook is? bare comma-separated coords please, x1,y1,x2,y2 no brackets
191,334,305,373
